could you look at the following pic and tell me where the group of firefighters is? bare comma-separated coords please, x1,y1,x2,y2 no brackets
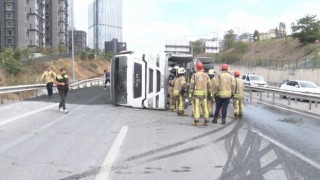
168,62,245,126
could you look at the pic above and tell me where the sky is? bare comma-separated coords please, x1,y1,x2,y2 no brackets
73,0,320,52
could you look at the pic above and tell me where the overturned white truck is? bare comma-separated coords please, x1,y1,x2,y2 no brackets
111,51,193,109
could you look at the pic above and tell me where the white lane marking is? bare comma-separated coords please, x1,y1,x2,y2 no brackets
95,126,128,180
0,104,57,127
252,100,320,120
252,128,320,170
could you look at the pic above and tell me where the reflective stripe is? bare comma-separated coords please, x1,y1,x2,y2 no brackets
217,91,231,98
193,91,207,96
173,90,180,96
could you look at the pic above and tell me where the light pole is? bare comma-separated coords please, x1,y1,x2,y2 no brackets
71,0,75,81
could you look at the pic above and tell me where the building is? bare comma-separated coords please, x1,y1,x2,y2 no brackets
88,0,123,50
0,0,46,50
165,39,220,54
0,0,69,51
165,40,190,54
45,0,69,51
259,29,277,41
239,33,253,42
104,38,126,54
68,30,87,53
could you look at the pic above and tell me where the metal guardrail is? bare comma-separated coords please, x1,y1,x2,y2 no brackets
0,77,104,102
245,85,320,110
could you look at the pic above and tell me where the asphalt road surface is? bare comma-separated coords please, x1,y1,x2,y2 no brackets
0,86,319,180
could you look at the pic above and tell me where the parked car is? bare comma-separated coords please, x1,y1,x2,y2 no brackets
280,80,320,94
242,74,268,87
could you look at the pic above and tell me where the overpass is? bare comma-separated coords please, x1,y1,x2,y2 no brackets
0,85,320,179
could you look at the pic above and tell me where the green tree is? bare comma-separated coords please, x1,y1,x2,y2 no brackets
191,40,205,55
224,29,235,49
88,52,95,60
253,30,260,41
80,51,87,60
13,48,22,60
292,15,320,45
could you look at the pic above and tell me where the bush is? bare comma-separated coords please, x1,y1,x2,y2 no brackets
88,52,95,60
232,41,249,54
4,57,21,75
304,44,319,55
89,62,98,69
80,52,87,60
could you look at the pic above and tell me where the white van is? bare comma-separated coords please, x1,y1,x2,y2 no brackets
111,51,193,109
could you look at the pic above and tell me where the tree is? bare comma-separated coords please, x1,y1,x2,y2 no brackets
278,22,286,38
80,51,87,60
191,40,205,55
292,15,320,45
105,51,113,61
253,30,260,42
88,51,95,60
13,48,22,60
224,29,235,49
275,27,279,38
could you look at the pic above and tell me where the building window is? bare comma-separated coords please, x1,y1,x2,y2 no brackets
30,40,32,45
6,22,12,27
26,32,29,37
6,38,13,44
6,5,13,11
6,13,12,18
6,30,12,36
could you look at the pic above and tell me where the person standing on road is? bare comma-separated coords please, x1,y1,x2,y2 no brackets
189,62,211,126
54,68,69,113
40,66,56,99
233,71,244,118
169,66,179,112
104,70,111,90
172,67,188,116
212,64,235,125
207,69,216,117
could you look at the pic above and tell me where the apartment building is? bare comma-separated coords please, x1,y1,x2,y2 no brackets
45,0,69,51
0,0,46,50
0,0,69,51
68,30,87,53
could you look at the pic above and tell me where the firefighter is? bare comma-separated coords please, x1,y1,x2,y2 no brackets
189,62,210,126
207,69,216,117
233,71,244,118
172,67,188,116
169,66,179,112
212,64,235,125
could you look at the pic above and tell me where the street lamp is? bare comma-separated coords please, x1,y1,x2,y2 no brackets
71,0,75,81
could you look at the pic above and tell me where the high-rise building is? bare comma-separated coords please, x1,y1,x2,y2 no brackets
0,0,69,52
68,30,87,53
88,0,122,50
45,0,69,51
0,0,46,50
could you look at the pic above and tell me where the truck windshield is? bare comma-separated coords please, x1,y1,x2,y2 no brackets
114,56,128,104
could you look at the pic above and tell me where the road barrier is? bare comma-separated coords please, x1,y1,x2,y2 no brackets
245,86,320,110
0,78,104,103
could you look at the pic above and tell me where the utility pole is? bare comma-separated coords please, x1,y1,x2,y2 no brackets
71,0,75,81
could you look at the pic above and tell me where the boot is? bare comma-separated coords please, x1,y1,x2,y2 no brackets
192,120,199,127
234,114,239,119
239,114,243,118
212,118,217,124
180,112,188,116
204,121,209,126
222,118,226,125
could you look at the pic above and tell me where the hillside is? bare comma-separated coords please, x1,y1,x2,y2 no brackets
0,57,110,86
241,38,320,66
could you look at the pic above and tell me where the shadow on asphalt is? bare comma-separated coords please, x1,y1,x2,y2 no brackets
25,86,113,105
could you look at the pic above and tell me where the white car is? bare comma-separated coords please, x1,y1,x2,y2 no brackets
280,80,320,94
242,74,268,87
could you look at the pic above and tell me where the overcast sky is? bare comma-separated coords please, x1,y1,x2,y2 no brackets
73,0,320,52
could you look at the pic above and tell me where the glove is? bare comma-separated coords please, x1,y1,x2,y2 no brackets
189,94,192,98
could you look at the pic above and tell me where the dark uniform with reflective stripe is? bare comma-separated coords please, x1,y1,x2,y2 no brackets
56,74,69,110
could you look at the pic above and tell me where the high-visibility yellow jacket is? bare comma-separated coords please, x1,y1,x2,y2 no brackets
189,71,210,97
215,71,235,98
209,77,217,97
173,76,187,96
234,77,244,99
168,76,175,94
40,70,56,83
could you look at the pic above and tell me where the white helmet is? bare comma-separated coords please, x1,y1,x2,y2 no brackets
208,69,216,75
178,67,186,74
174,66,179,70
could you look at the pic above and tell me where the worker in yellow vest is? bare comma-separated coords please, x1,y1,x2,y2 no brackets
207,69,216,117
233,71,244,118
189,62,211,126
212,64,235,125
40,66,57,99
172,67,188,116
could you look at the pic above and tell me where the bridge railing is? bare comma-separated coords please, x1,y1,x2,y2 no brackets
245,85,320,110
0,78,105,103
